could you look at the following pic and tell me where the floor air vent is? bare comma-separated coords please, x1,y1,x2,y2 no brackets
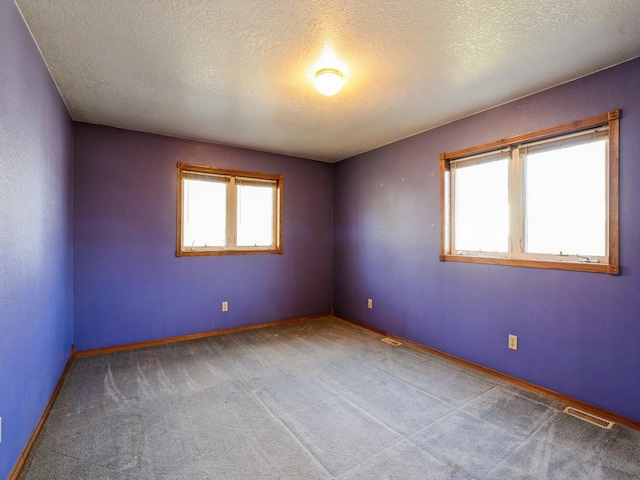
563,407,614,429
381,337,402,346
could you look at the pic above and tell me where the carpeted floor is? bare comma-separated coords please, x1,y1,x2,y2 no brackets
19,317,640,479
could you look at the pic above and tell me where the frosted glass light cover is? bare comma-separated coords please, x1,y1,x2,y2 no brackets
314,69,344,96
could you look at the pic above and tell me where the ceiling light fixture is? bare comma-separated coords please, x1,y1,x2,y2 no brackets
314,68,344,96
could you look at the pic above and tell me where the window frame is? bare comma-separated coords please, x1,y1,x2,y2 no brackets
176,163,284,256
440,110,620,274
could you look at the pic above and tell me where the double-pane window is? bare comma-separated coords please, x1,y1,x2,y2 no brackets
177,164,283,255
441,111,619,274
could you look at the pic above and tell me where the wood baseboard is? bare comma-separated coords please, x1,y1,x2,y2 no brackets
9,352,75,480
334,314,640,432
16,310,634,480
75,313,331,357
10,312,332,478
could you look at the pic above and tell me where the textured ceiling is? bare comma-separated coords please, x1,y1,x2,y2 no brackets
15,0,640,162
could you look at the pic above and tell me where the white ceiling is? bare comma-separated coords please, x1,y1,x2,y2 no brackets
16,0,640,163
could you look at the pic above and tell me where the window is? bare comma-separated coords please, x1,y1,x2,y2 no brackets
177,163,283,256
440,110,619,274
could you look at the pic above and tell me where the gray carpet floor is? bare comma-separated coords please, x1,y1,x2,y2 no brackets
19,316,640,479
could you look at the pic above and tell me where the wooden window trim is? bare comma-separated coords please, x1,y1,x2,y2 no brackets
176,163,284,256
440,110,620,274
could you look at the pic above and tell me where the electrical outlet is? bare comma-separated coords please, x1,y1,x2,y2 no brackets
508,334,518,351
367,298,373,309
222,301,228,312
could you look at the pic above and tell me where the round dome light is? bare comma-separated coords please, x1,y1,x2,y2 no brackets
314,68,344,96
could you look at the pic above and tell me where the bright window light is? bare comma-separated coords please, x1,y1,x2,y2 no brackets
182,178,227,248
237,183,275,247
440,110,619,274
177,164,283,255
525,140,607,256
453,159,509,253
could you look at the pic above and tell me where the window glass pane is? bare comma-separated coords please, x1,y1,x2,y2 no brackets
454,159,509,252
237,184,274,247
182,178,226,248
525,140,606,256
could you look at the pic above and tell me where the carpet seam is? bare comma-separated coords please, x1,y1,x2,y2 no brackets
250,390,335,478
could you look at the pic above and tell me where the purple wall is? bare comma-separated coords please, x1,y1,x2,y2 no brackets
73,124,333,351
334,57,640,422
1,3,637,472
0,1,73,477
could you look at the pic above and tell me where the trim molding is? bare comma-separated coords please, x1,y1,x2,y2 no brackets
9,352,75,480
334,314,640,432
11,312,331,478
15,310,636,480
75,313,330,357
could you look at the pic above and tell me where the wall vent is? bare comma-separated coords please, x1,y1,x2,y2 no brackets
381,337,402,346
563,407,614,429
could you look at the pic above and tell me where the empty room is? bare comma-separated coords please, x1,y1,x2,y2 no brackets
2,1,640,479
